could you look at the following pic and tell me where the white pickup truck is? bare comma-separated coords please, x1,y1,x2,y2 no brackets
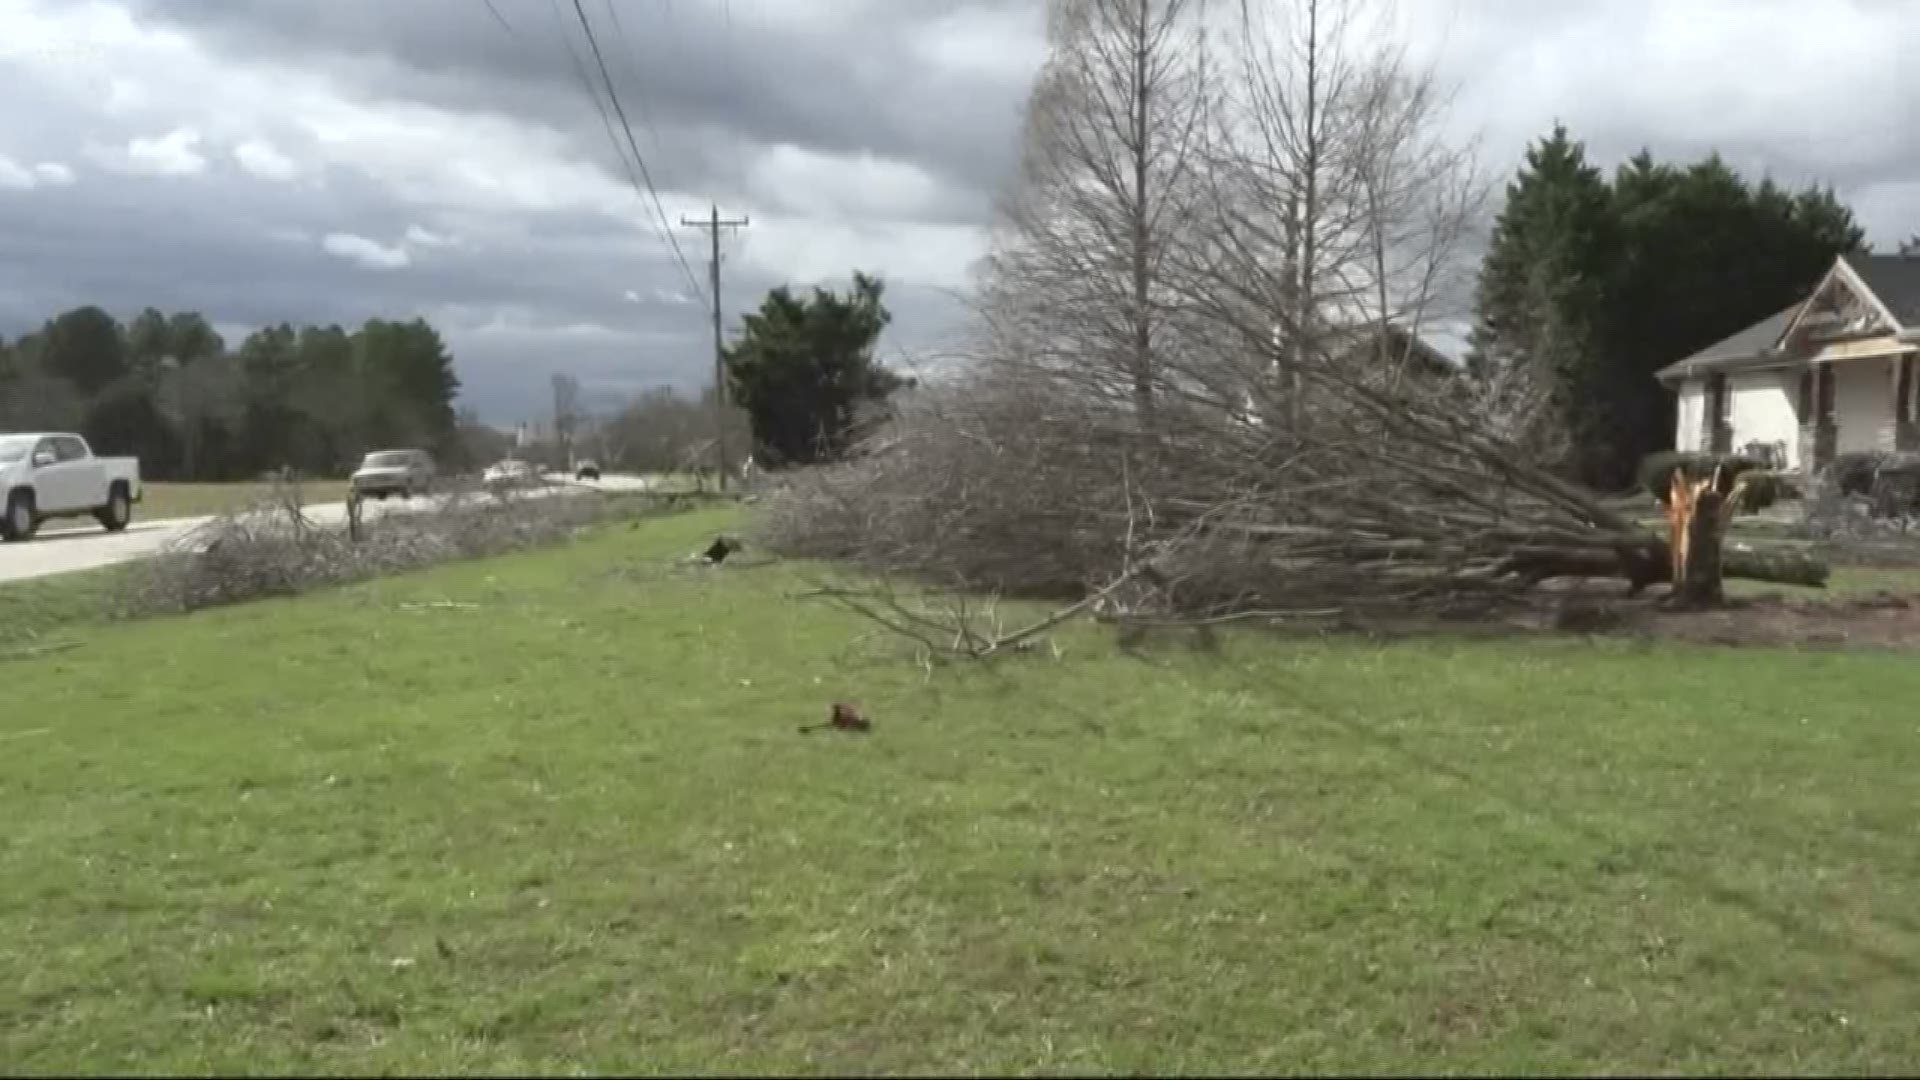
0,433,142,542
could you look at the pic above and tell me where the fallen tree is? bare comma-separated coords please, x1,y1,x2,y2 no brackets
758,0,1828,635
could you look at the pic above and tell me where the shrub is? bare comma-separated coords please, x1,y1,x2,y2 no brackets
1739,470,1787,513
1828,452,1886,497
129,483,661,615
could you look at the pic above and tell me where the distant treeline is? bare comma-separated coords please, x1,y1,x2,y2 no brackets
0,306,474,480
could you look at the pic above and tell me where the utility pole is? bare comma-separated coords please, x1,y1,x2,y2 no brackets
681,205,749,489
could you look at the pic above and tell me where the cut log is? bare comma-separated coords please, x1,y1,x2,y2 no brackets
1493,542,1828,591
1720,544,1829,588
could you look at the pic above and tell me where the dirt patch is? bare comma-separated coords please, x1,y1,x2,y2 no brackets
1225,582,1920,652
1631,592,1920,650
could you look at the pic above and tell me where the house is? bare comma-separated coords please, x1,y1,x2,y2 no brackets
1333,323,1458,388
1655,251,1920,474
1237,322,1458,426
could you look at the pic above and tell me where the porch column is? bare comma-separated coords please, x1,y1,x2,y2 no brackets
1797,362,1836,474
1889,352,1920,453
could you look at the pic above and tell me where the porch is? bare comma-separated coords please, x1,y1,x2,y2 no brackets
1697,348,1920,474
1791,348,1920,473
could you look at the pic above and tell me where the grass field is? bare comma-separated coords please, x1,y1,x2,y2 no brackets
137,480,352,522
7,509,1920,1072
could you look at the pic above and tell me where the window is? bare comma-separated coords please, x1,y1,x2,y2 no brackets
53,436,88,462
1707,373,1731,426
1818,364,1835,424
1900,356,1916,424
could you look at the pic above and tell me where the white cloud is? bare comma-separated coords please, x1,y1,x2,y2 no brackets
0,154,75,190
321,231,410,271
0,156,33,190
748,143,963,223
403,223,456,248
909,6,1046,83
103,77,148,117
119,127,207,177
233,138,300,182
741,213,986,294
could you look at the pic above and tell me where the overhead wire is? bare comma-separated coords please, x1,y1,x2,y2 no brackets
480,0,518,36
479,0,709,306
565,0,709,307
601,0,670,169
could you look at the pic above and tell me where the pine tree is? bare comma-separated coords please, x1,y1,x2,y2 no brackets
1469,126,1865,489
1465,124,1616,476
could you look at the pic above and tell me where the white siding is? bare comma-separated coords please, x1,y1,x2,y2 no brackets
1727,370,1801,469
1675,380,1704,453
1833,358,1889,454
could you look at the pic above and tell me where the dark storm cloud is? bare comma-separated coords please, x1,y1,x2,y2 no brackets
120,0,1035,216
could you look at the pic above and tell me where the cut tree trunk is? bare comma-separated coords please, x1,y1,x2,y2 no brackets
1677,486,1726,605
1666,467,1755,606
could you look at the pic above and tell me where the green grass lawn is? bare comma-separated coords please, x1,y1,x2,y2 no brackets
7,510,1920,1072
136,480,352,522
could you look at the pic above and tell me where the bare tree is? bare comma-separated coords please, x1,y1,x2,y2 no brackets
983,0,1216,428
1164,0,1482,427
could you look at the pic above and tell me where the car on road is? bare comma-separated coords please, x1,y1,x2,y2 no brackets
0,432,142,542
482,458,541,490
351,449,435,500
574,459,601,481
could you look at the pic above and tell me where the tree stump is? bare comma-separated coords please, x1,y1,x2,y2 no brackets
1679,486,1726,605
1668,466,1746,607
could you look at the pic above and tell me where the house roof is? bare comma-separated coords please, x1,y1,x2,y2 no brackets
1332,323,1458,380
1653,304,1801,384
1656,252,1920,385
1844,253,1920,326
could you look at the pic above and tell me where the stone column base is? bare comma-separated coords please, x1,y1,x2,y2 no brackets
1799,422,1836,476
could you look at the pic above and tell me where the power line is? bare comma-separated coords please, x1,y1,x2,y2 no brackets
566,0,707,306
540,0,703,303
600,0,670,166
480,0,518,37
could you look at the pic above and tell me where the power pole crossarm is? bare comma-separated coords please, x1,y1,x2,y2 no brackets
681,205,749,490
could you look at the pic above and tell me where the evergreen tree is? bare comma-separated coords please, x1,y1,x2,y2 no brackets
724,272,903,467
1469,127,1865,489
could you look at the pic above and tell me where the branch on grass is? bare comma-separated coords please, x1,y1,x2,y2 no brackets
0,640,82,664
795,557,1169,662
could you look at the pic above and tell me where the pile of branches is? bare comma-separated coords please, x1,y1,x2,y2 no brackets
130,481,636,615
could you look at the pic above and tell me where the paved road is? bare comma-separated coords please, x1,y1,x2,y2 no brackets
0,474,656,585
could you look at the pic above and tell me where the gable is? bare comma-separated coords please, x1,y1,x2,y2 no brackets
1844,254,1920,328
1777,259,1898,350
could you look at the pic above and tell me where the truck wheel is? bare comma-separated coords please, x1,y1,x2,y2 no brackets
1,491,37,542
96,485,132,532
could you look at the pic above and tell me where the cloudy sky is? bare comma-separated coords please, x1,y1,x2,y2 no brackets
1,0,1915,424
